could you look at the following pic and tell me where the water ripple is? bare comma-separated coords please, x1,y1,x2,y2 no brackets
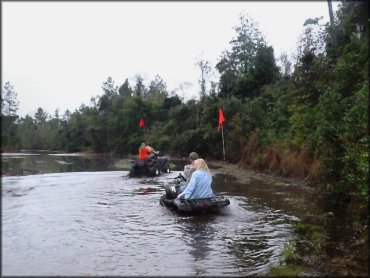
2,170,296,276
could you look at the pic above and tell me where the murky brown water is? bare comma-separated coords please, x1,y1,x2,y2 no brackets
1,152,304,276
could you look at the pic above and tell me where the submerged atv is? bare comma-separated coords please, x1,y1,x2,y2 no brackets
159,173,230,213
129,154,170,178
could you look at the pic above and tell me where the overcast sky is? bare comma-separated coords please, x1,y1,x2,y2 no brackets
2,1,339,118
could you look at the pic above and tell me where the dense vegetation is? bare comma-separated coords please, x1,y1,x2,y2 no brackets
2,3,368,209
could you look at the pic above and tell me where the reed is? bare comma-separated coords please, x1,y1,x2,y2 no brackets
241,140,321,183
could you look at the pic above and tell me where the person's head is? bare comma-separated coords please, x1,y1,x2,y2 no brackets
194,158,209,172
188,152,199,163
140,142,146,149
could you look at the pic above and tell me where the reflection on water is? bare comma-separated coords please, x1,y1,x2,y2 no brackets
213,173,322,218
1,152,124,176
1,152,185,176
1,153,301,276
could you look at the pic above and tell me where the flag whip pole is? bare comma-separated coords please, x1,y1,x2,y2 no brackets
218,107,226,161
221,124,226,161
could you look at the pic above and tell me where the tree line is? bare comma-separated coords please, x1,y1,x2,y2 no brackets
2,2,368,209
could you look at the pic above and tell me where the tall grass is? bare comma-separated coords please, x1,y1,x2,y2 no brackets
241,140,321,183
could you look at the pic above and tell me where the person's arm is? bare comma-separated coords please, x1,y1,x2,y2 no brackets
144,146,152,155
177,171,198,199
147,146,159,155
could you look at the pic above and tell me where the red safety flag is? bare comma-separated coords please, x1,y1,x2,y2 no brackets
139,118,145,128
217,108,225,132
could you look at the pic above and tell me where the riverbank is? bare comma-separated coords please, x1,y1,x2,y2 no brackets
209,160,368,277
210,160,311,188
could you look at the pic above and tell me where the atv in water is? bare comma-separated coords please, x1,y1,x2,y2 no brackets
129,154,170,178
159,173,230,213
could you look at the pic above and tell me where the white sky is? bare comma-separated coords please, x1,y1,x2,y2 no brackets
2,1,339,118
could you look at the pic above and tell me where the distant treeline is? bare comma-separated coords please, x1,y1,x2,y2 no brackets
2,2,368,207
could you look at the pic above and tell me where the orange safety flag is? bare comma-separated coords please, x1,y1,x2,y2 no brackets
139,118,145,128
217,108,225,132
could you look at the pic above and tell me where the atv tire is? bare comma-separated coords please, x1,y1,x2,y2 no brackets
149,166,160,177
163,163,170,173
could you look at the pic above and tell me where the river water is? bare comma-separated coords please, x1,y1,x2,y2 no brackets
2,152,308,276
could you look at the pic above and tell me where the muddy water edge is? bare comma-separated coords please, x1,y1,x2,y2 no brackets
209,161,368,277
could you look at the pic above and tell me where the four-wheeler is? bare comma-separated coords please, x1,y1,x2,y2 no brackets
129,154,170,178
159,173,230,213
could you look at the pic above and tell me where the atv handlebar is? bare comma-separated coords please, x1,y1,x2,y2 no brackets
178,173,186,181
